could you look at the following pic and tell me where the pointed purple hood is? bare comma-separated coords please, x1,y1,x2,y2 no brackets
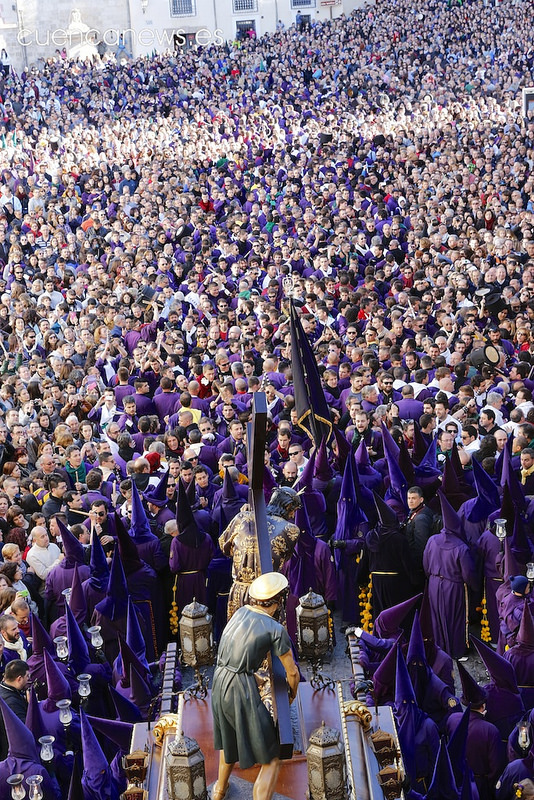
374,593,422,639
70,562,87,624
128,663,153,715
501,441,526,511
333,426,351,472
439,490,467,542
143,469,169,507
44,649,72,703
412,422,430,464
441,457,471,510
381,421,408,510
31,612,55,656
67,754,83,800
332,449,367,566
447,704,470,787
354,439,382,490
313,436,333,487
130,479,158,543
294,449,316,492
503,535,525,584
373,638,400,704
87,715,134,754
517,599,534,647
95,547,129,621
57,517,86,565
470,634,520,692
457,661,487,706
25,687,47,742
288,504,317,598
66,602,91,675
425,738,459,800
109,684,143,723
395,647,417,709
115,511,144,575
419,590,435,642
0,696,39,760
89,525,110,593
126,597,149,670
80,708,112,796
406,610,427,666
373,491,399,529
398,437,416,485
413,437,442,487
176,478,202,548
219,465,244,519
509,512,533,568
117,636,151,687
460,457,499,523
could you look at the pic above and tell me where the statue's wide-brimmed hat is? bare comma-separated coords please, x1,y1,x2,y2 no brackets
249,572,288,602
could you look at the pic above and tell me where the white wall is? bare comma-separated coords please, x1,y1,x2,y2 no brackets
8,0,129,69
3,0,376,68
129,0,218,58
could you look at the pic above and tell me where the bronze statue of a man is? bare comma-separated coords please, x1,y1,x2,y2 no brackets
220,487,301,619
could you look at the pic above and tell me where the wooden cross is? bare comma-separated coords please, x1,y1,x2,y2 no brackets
247,392,294,760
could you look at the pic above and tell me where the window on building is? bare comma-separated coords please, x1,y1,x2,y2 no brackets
291,0,315,6
233,0,258,13
170,0,195,16
235,19,256,39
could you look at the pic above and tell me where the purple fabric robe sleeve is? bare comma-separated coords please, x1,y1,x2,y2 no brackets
459,543,479,590
344,539,364,556
139,318,163,343
148,540,169,572
315,541,337,603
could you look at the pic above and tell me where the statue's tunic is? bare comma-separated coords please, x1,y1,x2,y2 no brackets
212,604,292,768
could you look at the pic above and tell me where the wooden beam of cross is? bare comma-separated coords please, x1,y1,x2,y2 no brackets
247,392,294,760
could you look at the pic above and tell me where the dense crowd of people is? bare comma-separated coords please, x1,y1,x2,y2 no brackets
0,0,532,795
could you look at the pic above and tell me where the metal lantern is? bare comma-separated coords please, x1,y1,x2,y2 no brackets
120,789,147,800
494,518,507,546
297,589,330,659
179,599,214,668
88,625,104,650
56,699,72,726
306,722,347,800
25,775,43,800
527,563,534,583
77,673,92,697
297,589,333,690
53,636,68,661
179,599,214,699
166,733,207,800
518,720,531,754
377,764,404,800
6,774,25,800
38,735,55,764
122,750,149,785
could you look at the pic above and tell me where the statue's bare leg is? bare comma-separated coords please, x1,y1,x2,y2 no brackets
213,751,235,799
253,757,280,800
